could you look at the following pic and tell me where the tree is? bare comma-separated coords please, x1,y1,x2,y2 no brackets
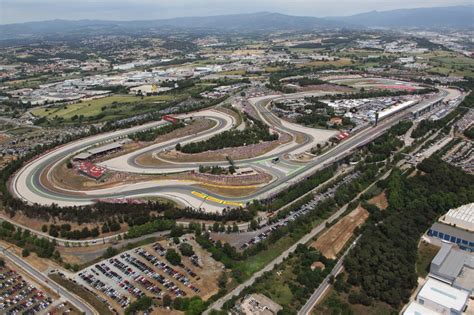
163,294,172,307
250,220,259,231
179,243,194,257
125,296,152,315
22,248,30,257
103,247,118,258
166,249,181,265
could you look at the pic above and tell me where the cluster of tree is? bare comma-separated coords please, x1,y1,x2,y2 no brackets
178,114,278,154
198,165,234,175
251,245,335,313
210,222,239,234
365,121,410,162
344,157,474,308
166,249,182,266
288,77,326,86
251,164,338,212
128,122,185,142
333,165,379,206
179,243,195,257
171,296,207,315
0,221,60,260
48,224,100,240
317,292,354,315
464,126,474,140
411,119,437,138
3,199,175,225
390,120,413,136
161,206,256,223
125,219,175,239
100,220,121,233
124,296,153,315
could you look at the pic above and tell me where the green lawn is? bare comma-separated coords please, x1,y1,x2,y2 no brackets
31,94,175,120
416,241,440,278
233,236,296,279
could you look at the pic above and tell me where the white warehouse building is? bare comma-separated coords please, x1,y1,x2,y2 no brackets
415,278,469,315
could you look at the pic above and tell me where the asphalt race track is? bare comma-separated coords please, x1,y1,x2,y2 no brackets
10,90,451,211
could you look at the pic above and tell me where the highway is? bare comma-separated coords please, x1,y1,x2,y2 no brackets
10,90,451,211
0,245,97,315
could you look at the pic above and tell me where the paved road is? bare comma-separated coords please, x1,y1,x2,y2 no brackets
11,91,449,210
0,245,97,315
205,168,393,313
298,235,362,315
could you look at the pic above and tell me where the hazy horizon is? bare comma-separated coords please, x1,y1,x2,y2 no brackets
1,0,472,25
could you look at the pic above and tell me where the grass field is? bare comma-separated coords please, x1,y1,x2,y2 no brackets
415,50,474,77
314,288,394,315
232,236,296,280
416,241,440,278
251,255,296,306
31,94,175,121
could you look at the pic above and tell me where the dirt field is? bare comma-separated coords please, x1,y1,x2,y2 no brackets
0,240,63,273
311,206,369,259
368,192,388,210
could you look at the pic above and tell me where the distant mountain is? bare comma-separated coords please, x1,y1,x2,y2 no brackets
329,5,474,29
0,6,472,40
0,12,341,40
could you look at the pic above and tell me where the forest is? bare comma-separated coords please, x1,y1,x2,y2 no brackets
344,157,474,308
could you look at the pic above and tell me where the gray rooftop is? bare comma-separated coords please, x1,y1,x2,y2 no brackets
430,243,474,294
87,142,123,155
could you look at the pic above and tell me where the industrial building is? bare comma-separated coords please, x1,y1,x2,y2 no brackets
440,203,474,232
430,243,474,295
404,301,439,315
415,278,469,315
427,203,474,252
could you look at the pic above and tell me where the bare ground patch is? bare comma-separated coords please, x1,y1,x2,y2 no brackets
367,192,388,210
311,206,369,259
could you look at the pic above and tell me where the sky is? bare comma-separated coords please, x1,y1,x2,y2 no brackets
1,0,472,24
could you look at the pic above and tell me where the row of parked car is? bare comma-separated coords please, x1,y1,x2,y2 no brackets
78,271,131,309
120,252,184,297
0,268,52,314
137,247,200,293
240,172,361,250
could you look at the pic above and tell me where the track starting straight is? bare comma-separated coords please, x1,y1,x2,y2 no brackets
191,191,243,207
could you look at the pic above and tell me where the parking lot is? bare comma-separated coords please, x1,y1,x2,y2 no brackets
0,264,53,314
74,239,222,311
231,171,362,250
443,140,473,174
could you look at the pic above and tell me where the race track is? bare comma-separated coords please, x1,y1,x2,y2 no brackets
11,89,453,211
